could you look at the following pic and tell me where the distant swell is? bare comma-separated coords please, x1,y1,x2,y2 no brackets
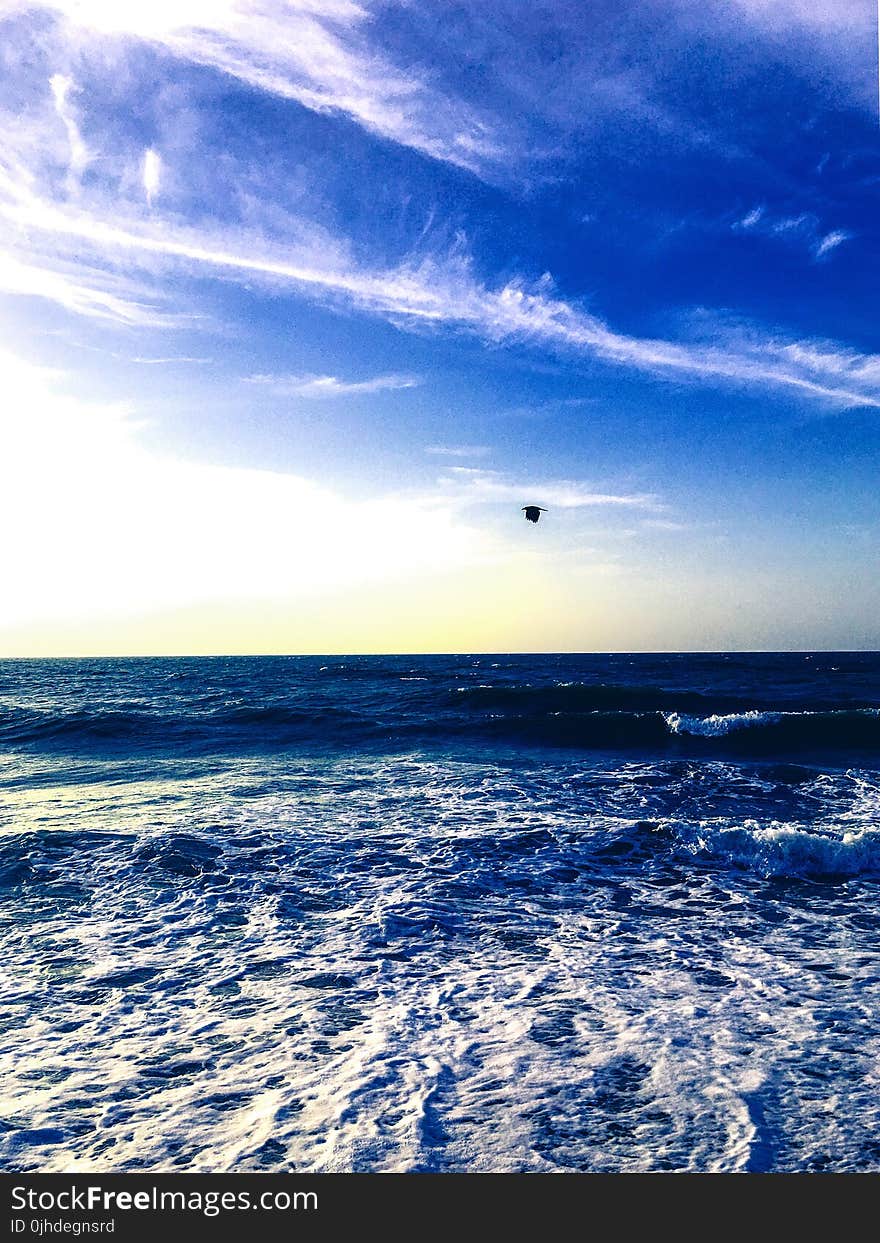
664,707,880,745
453,683,755,714
480,707,880,754
2,692,879,758
0,707,164,744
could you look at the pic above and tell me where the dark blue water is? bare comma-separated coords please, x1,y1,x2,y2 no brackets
2,653,879,1171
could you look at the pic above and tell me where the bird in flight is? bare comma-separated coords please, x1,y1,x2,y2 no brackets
522,506,547,523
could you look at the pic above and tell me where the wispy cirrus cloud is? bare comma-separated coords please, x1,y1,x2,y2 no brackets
439,467,658,511
426,445,491,459
129,355,211,364
0,0,824,207
244,371,421,398
49,73,89,194
0,248,176,326
142,148,161,208
0,54,874,410
2,0,505,177
728,0,873,47
733,205,854,262
813,229,851,260
2,0,874,208
3,171,879,409
640,517,692,532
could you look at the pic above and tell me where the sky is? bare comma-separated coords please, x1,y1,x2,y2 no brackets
1,0,879,655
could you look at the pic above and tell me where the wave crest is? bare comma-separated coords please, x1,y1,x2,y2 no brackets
664,710,783,737
675,819,880,878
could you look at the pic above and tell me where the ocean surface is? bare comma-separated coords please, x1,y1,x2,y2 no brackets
2,652,880,1173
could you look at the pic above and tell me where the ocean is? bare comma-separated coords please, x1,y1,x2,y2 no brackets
2,652,880,1173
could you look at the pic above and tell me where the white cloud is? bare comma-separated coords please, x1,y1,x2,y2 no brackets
729,0,870,38
426,444,490,458
244,372,420,398
2,176,878,407
736,207,763,229
129,355,211,363
439,467,657,511
2,0,875,203
771,214,809,234
641,518,691,532
721,1,875,110
733,206,853,263
0,248,175,325
814,229,852,260
142,148,161,207
7,0,504,176
49,73,89,193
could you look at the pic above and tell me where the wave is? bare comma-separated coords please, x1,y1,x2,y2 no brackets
673,820,880,879
0,702,366,748
474,707,880,754
3,694,880,758
664,710,782,736
664,708,880,744
0,706,168,744
585,814,880,879
452,681,879,714
453,682,755,714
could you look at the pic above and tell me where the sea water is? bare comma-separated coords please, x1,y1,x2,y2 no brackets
2,652,879,1172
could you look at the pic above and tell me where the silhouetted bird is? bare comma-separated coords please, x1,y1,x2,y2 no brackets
522,506,547,523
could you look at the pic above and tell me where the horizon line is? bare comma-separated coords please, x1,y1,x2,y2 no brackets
2,648,878,660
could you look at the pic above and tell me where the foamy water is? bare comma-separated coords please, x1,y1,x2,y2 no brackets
2,654,880,1172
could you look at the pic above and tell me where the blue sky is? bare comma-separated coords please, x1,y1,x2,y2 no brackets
1,0,878,653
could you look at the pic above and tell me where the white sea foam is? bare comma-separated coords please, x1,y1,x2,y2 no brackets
664,710,783,736
672,817,880,877
664,707,880,739
3,754,880,1174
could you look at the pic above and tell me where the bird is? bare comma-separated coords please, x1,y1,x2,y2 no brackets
522,506,547,523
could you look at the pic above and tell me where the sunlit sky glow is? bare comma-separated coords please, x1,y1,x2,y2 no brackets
1,0,878,655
